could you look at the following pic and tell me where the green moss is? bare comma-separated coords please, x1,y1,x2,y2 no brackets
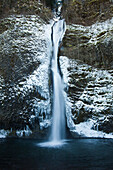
72,0,81,5
89,12,100,19
68,44,73,47
88,0,109,4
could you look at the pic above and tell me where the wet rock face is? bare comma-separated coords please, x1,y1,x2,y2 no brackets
0,15,51,135
61,18,113,69
60,56,113,134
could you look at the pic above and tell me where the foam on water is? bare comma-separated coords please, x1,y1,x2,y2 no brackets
38,139,67,148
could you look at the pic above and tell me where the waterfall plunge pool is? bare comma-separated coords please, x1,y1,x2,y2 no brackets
0,138,113,169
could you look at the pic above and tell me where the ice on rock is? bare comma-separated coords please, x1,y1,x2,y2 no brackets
71,119,113,139
0,130,9,138
60,56,113,138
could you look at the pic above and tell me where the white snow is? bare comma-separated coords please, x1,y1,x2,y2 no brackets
60,56,113,138
71,119,113,139
40,119,51,130
0,130,9,138
16,126,32,137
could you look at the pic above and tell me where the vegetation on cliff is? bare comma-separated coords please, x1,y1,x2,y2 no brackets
0,0,52,21
63,0,113,25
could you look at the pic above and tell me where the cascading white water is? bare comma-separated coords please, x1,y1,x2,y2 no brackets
50,19,66,143
38,0,66,147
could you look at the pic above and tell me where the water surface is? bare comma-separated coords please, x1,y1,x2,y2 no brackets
0,139,113,169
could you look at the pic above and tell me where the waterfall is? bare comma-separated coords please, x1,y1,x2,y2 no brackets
38,0,66,147
50,18,66,143
48,0,66,145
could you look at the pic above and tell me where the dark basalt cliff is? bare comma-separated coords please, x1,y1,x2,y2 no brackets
62,0,113,69
60,0,113,137
0,0,52,137
62,19,113,69
63,0,113,26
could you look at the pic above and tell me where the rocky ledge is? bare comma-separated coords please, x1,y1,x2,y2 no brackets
62,17,113,69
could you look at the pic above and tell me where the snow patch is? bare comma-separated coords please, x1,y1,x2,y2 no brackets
60,56,113,138
16,126,32,137
0,130,9,138
40,119,51,130
71,120,113,139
